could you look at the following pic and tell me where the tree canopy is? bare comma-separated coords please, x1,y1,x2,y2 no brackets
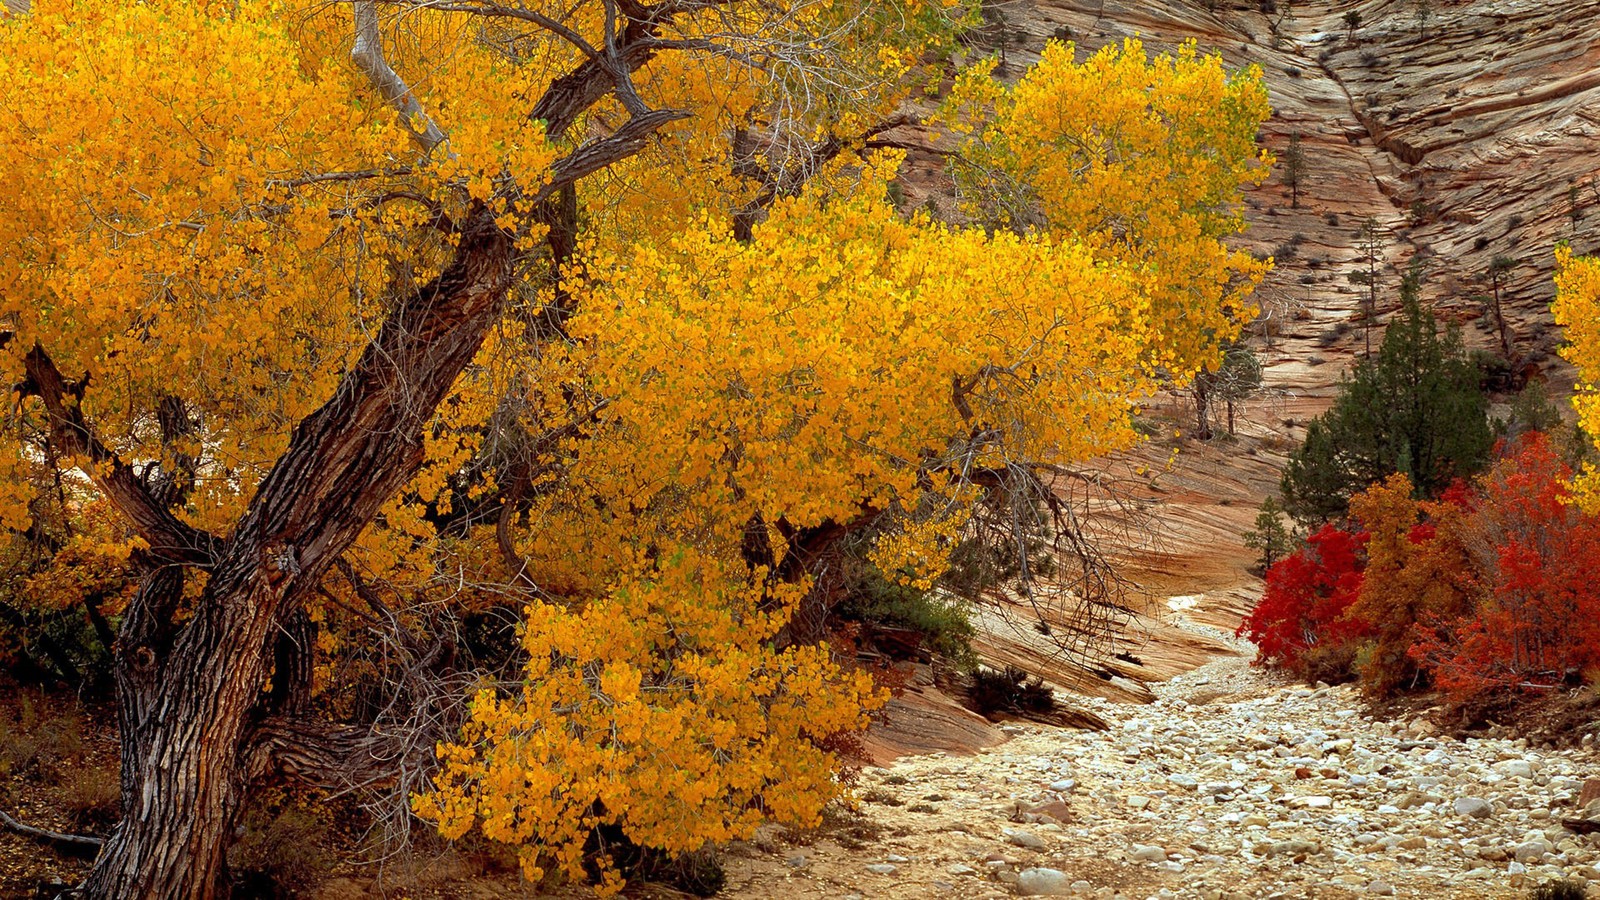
0,1,1270,893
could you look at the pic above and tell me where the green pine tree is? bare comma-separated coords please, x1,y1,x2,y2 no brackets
1242,496,1295,573
1281,264,1491,524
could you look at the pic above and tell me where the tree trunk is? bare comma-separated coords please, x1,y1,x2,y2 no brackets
1492,279,1511,357
80,209,514,899
82,576,282,898
1193,377,1213,441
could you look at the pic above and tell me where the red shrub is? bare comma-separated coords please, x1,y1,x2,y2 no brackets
1237,524,1371,681
1411,434,1600,697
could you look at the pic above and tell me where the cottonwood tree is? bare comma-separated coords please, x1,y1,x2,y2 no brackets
0,4,1270,896
1555,246,1600,508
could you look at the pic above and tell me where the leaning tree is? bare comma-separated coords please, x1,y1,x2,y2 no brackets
0,2,1270,895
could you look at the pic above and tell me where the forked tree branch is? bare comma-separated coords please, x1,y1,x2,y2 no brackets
13,341,220,567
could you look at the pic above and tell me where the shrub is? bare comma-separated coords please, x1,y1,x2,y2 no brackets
968,666,1058,718
1299,641,1363,686
1412,435,1600,698
58,766,120,834
1347,474,1477,697
228,795,333,899
1237,525,1371,681
835,563,977,669
0,697,83,784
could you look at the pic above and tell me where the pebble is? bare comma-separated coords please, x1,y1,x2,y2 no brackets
864,863,897,875
1130,844,1167,862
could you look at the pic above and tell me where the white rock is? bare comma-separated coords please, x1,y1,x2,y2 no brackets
1016,867,1071,896
1005,828,1048,850
1514,840,1550,863
1130,844,1166,862
1496,759,1536,779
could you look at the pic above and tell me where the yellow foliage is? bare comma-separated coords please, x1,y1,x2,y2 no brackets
415,548,884,887
940,38,1272,379
1555,246,1600,509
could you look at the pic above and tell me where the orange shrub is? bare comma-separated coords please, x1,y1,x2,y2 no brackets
1347,474,1478,697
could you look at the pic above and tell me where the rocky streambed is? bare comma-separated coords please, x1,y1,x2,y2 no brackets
722,623,1599,899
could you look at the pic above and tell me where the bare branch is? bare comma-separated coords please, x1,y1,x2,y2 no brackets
351,1,448,156
535,107,688,200
0,806,103,853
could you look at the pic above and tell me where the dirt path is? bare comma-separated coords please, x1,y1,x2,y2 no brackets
718,600,1599,899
